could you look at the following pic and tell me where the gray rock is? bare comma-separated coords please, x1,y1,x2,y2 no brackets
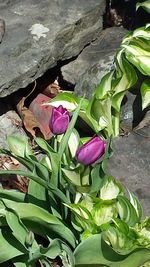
0,110,27,149
107,126,150,217
0,0,106,97
62,27,127,98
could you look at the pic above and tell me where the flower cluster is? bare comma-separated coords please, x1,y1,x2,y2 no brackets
49,105,106,165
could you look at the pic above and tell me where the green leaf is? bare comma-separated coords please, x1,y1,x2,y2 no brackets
40,237,75,266
94,71,114,100
58,98,83,159
136,1,150,13
62,168,81,186
117,195,138,226
27,179,48,210
0,169,69,204
123,44,150,75
7,136,34,159
35,137,60,186
100,176,122,200
112,52,137,112
90,98,113,135
5,209,28,248
68,129,80,158
0,228,25,264
128,191,142,221
1,199,76,248
74,234,150,267
0,148,34,171
140,78,150,109
0,188,25,202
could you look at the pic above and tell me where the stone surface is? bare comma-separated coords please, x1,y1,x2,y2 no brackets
62,27,127,98
0,0,106,97
107,125,150,217
0,110,27,149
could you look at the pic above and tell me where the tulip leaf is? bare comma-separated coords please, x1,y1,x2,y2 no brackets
7,135,35,159
0,228,26,264
1,198,76,248
74,234,150,267
0,188,25,202
89,164,104,194
140,78,150,109
27,179,49,210
0,169,69,204
0,147,34,171
5,209,28,248
58,98,83,159
62,168,81,186
35,137,60,186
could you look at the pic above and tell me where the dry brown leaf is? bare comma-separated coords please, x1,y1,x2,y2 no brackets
133,110,150,131
42,79,61,98
0,156,28,193
16,81,50,140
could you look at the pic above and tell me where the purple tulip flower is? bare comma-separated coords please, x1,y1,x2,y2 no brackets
49,105,69,135
76,136,106,165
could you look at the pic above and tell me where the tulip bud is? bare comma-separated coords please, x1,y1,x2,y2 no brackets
25,230,34,248
49,105,69,135
76,136,106,165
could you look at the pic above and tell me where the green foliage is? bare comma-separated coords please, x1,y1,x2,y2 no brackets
0,6,150,266
136,0,150,13
49,23,150,138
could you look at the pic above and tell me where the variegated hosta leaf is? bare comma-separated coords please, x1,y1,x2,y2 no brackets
94,71,114,100
117,195,139,226
122,43,150,76
136,1,150,13
128,191,142,221
45,91,80,111
132,24,150,40
140,78,150,109
93,203,117,226
100,176,122,200
68,129,80,158
103,220,137,254
112,51,137,112
90,97,113,135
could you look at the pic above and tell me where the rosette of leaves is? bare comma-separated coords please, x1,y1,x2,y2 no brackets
68,177,150,266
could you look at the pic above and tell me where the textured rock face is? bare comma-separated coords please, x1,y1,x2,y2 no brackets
108,125,150,217
62,27,127,98
0,110,26,149
0,0,105,97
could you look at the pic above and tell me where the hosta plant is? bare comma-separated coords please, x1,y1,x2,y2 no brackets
46,2,150,138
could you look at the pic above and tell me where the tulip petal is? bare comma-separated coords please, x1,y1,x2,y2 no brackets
76,136,106,165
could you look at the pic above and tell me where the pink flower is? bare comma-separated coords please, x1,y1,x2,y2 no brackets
76,136,106,165
49,105,69,135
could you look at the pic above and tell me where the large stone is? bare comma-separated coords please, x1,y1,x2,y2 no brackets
0,110,27,149
107,125,150,217
62,27,127,98
0,0,106,97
